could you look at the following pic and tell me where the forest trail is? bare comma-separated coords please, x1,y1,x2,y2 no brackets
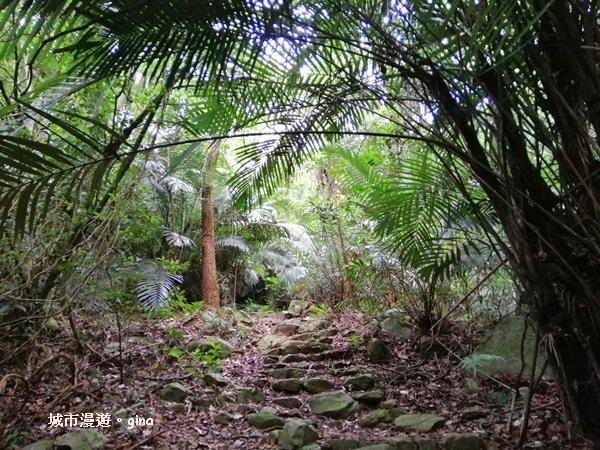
6,303,578,450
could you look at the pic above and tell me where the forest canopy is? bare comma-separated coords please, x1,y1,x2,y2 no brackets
1,0,600,447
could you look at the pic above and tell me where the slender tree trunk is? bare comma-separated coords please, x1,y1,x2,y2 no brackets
201,143,220,308
335,217,353,302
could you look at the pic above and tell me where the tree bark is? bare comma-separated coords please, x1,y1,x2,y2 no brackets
201,142,220,308
404,1,600,440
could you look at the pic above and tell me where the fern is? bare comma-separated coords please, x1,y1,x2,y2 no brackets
460,353,505,377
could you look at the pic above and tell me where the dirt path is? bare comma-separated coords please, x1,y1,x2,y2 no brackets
2,307,584,450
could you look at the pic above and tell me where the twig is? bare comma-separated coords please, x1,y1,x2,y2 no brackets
430,258,507,331
119,430,165,450
530,400,559,412
39,382,85,417
517,326,541,449
214,434,268,440
506,390,516,434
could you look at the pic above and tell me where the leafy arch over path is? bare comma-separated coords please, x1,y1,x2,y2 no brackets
2,0,600,442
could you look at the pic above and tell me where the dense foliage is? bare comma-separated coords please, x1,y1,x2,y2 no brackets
1,0,600,443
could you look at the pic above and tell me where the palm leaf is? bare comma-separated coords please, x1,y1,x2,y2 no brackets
163,230,195,248
137,272,184,311
216,236,251,253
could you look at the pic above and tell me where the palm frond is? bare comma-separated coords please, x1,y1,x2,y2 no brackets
163,230,195,248
327,143,494,280
161,176,194,194
137,272,184,310
216,236,251,253
279,265,308,284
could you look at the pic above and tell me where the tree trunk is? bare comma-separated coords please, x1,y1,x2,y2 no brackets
519,225,600,438
201,143,220,308
405,1,600,440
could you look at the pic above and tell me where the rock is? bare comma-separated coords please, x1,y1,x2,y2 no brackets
304,378,335,394
367,339,392,363
279,341,327,355
22,441,54,450
299,342,329,354
230,308,254,325
316,350,351,361
265,363,287,370
318,328,339,338
351,391,384,406
235,404,250,414
266,347,282,356
54,429,107,450
114,408,128,421
270,368,307,379
419,337,448,359
389,407,409,418
385,437,418,450
327,439,360,450
264,355,280,365
394,414,446,432
333,367,360,376
45,317,61,332
461,378,480,394
279,342,303,355
380,317,411,338
380,399,397,409
269,429,282,445
192,396,216,408
298,319,329,333
282,354,309,363
248,409,286,429
461,407,491,420
344,374,375,391
289,361,326,370
412,438,440,450
440,433,486,450
288,299,311,316
307,391,359,418
354,445,394,450
167,402,185,413
358,409,393,428
213,411,235,424
473,315,545,378
186,337,236,358
274,397,302,409
214,394,230,406
292,332,317,341
257,334,290,351
281,408,303,418
278,419,319,450
273,379,303,393
254,378,270,388
204,372,229,387
272,322,301,335
161,382,190,402
342,329,360,338
236,388,266,404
